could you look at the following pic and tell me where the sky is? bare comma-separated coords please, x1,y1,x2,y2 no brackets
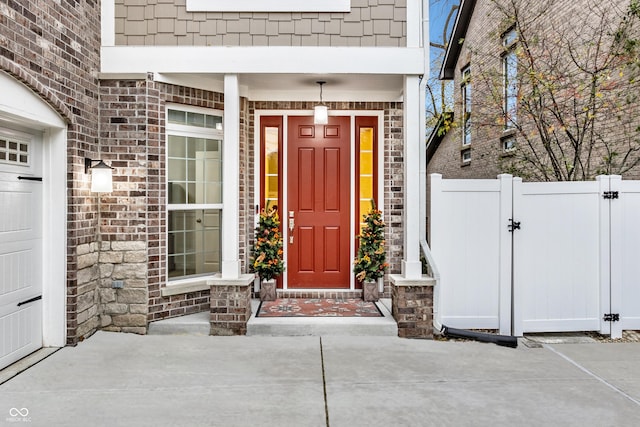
427,0,459,121
429,0,459,77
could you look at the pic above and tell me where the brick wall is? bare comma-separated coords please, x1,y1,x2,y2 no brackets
99,77,227,325
114,0,406,47
392,284,433,338
1,0,102,344
429,0,640,181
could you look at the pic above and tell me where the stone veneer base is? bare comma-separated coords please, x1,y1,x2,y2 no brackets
209,274,255,336
389,274,436,339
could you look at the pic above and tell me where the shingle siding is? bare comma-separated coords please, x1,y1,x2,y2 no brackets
115,0,406,46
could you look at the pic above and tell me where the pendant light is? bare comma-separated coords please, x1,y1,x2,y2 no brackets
314,81,328,125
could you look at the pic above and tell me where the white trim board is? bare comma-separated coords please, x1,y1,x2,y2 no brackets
101,46,425,76
0,72,67,348
154,74,404,102
186,0,350,12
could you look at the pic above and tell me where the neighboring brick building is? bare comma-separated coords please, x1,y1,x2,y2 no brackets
428,0,640,181
1,0,433,369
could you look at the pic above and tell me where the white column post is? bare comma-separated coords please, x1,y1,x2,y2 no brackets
502,174,515,336
101,0,115,47
401,75,423,279
221,74,241,279
608,175,623,339
597,175,612,335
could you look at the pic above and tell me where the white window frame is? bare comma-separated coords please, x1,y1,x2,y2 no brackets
502,28,518,129
166,104,224,283
186,0,350,13
502,136,516,153
461,148,471,164
461,66,472,146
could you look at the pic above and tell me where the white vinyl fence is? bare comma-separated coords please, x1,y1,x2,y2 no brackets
430,174,640,338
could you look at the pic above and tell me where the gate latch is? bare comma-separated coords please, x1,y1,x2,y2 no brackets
508,219,521,232
603,313,620,322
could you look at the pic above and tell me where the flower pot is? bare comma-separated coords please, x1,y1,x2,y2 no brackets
362,280,379,302
260,279,277,301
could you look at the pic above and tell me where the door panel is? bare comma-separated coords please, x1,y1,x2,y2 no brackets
287,116,350,288
323,227,341,271
0,131,43,370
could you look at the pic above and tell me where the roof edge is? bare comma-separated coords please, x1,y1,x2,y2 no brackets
426,111,454,164
438,0,477,80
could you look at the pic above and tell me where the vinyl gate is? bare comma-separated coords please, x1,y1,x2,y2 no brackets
430,174,640,338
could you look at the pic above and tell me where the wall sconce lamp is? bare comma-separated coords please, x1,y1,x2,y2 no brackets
85,157,113,193
314,81,328,125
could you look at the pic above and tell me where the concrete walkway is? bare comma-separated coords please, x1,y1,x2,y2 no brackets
1,332,639,426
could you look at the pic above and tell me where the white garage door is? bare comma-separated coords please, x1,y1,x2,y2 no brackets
0,129,43,370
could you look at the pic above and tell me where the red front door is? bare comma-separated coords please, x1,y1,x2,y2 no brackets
287,116,351,288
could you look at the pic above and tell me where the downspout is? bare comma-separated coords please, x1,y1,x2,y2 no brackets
419,0,442,332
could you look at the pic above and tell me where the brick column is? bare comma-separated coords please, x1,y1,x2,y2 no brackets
390,276,436,338
209,274,255,335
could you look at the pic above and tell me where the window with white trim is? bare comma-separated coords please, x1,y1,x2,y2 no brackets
461,148,471,164
167,106,223,280
461,66,471,146
503,28,518,129
502,136,516,153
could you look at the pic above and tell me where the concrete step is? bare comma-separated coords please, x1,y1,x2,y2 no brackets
147,300,399,337
246,298,398,337
148,311,210,335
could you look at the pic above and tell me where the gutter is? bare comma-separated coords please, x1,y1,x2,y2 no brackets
442,326,518,348
420,0,443,333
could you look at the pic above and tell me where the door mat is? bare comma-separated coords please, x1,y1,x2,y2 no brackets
257,298,382,317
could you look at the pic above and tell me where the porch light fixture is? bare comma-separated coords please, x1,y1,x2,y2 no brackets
314,81,328,125
85,157,113,193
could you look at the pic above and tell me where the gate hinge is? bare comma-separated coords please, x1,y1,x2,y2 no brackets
603,191,619,199
18,176,43,182
508,219,521,232
603,313,620,322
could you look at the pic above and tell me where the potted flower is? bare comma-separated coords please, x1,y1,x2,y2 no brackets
353,200,389,302
251,206,285,301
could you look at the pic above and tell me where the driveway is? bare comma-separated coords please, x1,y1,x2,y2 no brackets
1,332,639,426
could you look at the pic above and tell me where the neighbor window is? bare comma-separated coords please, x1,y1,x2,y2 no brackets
461,66,472,146
503,28,518,129
461,148,471,164
167,106,223,280
502,136,516,152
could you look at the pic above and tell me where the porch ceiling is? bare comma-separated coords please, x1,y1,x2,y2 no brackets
152,72,404,102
